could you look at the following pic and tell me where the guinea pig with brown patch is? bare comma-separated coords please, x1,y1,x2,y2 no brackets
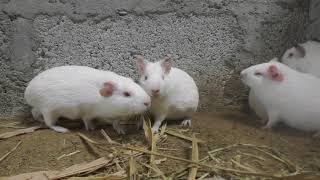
241,61,320,137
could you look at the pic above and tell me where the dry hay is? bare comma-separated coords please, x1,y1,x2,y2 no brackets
0,116,320,180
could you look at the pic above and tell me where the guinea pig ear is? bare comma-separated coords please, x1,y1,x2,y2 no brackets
161,54,172,74
290,44,306,58
269,57,279,62
268,65,284,81
135,55,147,75
100,81,116,97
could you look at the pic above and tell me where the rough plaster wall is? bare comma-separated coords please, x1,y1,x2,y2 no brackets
0,0,308,116
308,0,320,39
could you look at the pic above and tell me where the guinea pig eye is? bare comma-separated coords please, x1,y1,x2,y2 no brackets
254,72,262,76
123,92,131,97
288,53,293,58
144,76,148,80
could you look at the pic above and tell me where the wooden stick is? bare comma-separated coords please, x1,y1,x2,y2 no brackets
165,130,205,143
0,141,22,163
100,129,119,144
138,161,167,180
188,134,199,180
57,150,81,160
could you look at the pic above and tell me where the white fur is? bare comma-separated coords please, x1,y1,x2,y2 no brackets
250,41,320,121
281,40,320,76
137,56,199,133
241,61,320,136
24,66,151,133
248,89,267,122
248,58,278,121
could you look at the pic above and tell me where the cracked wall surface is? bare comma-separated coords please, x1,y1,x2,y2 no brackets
308,0,320,39
0,0,308,116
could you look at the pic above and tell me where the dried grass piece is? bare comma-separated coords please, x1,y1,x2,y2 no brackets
0,141,22,163
0,122,27,129
143,116,153,144
57,150,81,160
197,172,210,180
269,148,297,172
160,123,167,136
51,157,111,179
240,152,266,161
165,129,205,143
67,175,125,180
0,126,42,139
277,172,320,180
231,159,256,173
78,133,101,158
77,133,101,145
208,143,298,174
250,146,297,172
128,156,137,180
188,134,199,180
138,161,167,180
101,129,119,144
157,147,179,151
0,122,20,126
3,171,59,180
155,158,167,165
3,158,111,180
150,133,158,165
142,117,158,165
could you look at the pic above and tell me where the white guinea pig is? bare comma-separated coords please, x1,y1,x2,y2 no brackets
248,58,278,122
241,61,320,137
135,55,199,133
24,66,151,134
250,41,320,122
281,40,320,76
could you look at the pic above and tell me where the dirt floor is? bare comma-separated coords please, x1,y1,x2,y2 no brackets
1,110,320,179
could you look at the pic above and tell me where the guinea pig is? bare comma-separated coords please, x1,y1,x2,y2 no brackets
241,61,320,137
248,58,278,122
24,66,151,134
281,40,320,76
250,41,320,122
135,55,199,133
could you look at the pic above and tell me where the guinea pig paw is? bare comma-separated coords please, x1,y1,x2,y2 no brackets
261,119,268,126
261,125,272,131
84,122,96,131
312,132,320,138
86,126,96,131
151,126,159,134
136,119,144,130
115,127,126,135
180,119,191,127
112,121,126,134
51,126,70,133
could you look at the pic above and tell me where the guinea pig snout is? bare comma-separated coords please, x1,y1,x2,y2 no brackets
240,71,247,80
151,89,160,96
144,102,150,107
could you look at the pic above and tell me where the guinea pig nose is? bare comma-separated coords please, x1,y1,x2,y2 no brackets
144,102,150,107
151,89,160,95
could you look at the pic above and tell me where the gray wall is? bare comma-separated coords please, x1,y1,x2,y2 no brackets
0,0,308,116
308,0,320,39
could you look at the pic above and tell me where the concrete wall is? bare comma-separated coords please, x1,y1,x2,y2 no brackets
0,0,308,116
308,0,320,39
